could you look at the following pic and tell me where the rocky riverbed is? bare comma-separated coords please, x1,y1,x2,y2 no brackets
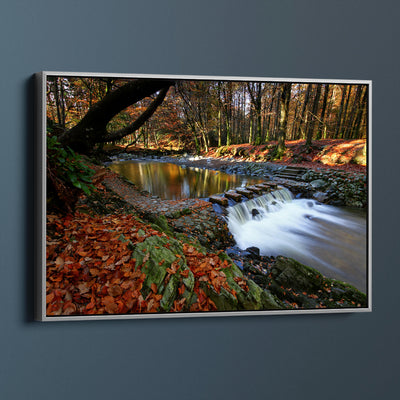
107,152,367,208
72,159,368,313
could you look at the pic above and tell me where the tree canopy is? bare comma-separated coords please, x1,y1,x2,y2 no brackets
46,76,369,155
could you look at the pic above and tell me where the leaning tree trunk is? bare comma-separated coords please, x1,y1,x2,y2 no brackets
59,78,174,154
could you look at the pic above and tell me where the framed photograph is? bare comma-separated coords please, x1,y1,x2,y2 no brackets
36,71,372,321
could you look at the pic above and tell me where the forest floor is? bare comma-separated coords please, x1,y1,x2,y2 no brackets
46,164,367,317
45,139,369,317
115,139,367,174
202,139,367,174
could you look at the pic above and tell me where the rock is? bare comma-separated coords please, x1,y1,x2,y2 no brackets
224,191,242,202
271,256,324,292
201,283,238,311
131,235,195,311
251,209,260,218
208,195,228,206
329,199,345,207
310,179,328,190
217,256,282,310
267,256,367,308
313,191,328,202
235,188,254,199
245,246,260,258
351,146,366,165
147,214,173,235
246,185,263,195
264,181,278,189
255,183,271,192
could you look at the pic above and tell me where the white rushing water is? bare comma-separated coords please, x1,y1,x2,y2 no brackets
227,188,367,292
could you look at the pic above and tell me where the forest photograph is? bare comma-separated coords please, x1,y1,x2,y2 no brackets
40,72,370,319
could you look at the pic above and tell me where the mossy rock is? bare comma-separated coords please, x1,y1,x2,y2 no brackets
216,252,283,310
131,235,194,311
310,179,328,190
325,278,367,306
272,256,324,292
236,279,282,310
147,214,173,235
160,273,181,311
200,282,238,311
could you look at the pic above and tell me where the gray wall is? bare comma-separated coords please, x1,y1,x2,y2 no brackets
1,1,398,399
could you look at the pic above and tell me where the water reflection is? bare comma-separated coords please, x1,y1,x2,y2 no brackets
109,160,264,200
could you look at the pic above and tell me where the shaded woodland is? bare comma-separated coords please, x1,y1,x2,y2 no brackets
46,77,368,156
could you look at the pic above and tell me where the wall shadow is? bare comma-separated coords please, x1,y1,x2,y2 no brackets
24,75,36,322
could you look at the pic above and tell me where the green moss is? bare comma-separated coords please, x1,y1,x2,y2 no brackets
160,274,180,311
132,235,186,295
200,282,238,311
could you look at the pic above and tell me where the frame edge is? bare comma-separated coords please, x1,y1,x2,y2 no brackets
34,71,46,321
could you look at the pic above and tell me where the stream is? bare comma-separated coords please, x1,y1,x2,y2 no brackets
226,189,367,292
109,159,367,292
109,159,264,199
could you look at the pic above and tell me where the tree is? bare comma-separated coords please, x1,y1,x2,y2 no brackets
264,84,278,141
316,84,330,140
59,78,174,154
176,81,217,153
344,85,363,139
351,85,368,139
276,83,292,157
246,82,264,144
305,84,321,147
219,82,233,146
296,84,312,140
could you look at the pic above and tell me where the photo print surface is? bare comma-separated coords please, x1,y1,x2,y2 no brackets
36,72,371,321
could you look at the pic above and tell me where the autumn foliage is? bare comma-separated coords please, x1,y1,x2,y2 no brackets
46,210,247,316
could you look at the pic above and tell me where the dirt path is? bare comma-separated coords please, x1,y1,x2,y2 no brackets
99,169,232,249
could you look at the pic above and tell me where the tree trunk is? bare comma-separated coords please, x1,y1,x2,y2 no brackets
334,85,347,138
290,96,299,140
345,85,363,139
276,83,292,156
340,86,352,138
352,85,368,138
217,109,222,147
296,84,312,140
264,84,277,142
50,77,66,129
273,89,281,140
59,78,174,153
316,84,329,139
305,84,321,147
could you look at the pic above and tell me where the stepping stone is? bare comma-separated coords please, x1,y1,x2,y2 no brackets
255,181,278,189
224,191,242,202
263,181,279,189
208,195,228,206
255,183,272,192
235,188,254,199
246,185,263,195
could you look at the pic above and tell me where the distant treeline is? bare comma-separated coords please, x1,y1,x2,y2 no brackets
47,77,368,153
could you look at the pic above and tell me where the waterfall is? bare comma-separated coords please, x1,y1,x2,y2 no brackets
226,188,367,292
227,188,294,224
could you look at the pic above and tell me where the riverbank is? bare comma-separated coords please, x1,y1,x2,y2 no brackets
45,162,367,316
107,147,367,208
